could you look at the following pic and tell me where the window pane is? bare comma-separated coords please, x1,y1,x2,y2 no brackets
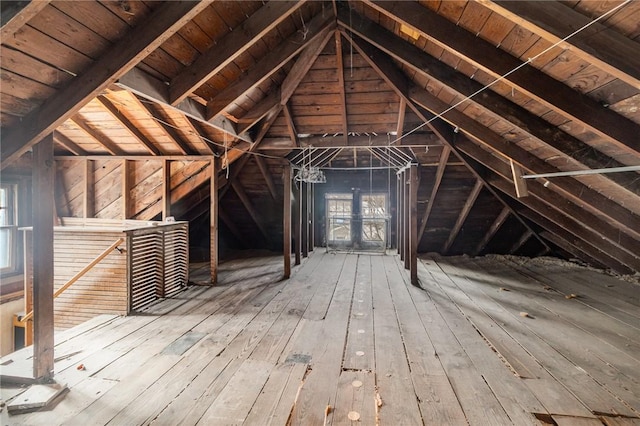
0,227,12,269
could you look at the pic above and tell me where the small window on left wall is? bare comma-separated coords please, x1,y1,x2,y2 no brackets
0,183,18,274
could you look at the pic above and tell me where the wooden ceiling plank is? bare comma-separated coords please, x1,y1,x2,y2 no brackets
280,28,335,104
482,0,640,88
1,0,51,40
409,87,640,241
0,0,212,169
205,13,335,120
231,179,270,242
345,32,550,253
254,155,278,200
136,99,197,156
334,31,349,144
455,136,640,268
365,1,640,157
472,206,510,256
116,67,253,144
338,7,640,195
70,115,125,156
418,146,449,242
53,131,88,156
169,0,306,105
442,179,483,254
96,95,162,156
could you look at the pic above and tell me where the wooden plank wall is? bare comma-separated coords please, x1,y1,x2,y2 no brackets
57,159,211,221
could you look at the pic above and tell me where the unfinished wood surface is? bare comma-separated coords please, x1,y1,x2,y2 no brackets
2,252,639,425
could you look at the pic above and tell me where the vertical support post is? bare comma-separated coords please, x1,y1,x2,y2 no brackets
210,158,218,284
23,230,34,346
162,159,171,220
396,174,401,254
302,182,309,258
308,183,314,252
398,172,404,258
83,159,94,218
32,133,55,381
283,165,292,279
294,179,301,265
122,159,130,219
403,169,410,270
409,164,418,285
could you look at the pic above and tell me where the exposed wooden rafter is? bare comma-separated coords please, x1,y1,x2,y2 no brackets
418,146,449,243
473,206,510,256
135,97,197,156
365,1,640,157
70,115,125,156
205,14,335,120
1,0,50,40
481,0,640,89
0,0,212,168
169,1,306,105
97,95,162,156
344,29,549,253
53,131,88,156
337,5,640,195
442,179,483,254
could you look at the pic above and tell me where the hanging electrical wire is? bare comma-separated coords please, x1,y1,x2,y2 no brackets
388,0,633,146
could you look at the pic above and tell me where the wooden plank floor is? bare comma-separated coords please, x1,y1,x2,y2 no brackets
2,252,639,425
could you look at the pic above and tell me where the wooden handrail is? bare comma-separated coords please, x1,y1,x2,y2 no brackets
21,237,125,323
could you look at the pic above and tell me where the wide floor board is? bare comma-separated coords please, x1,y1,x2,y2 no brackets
1,252,639,425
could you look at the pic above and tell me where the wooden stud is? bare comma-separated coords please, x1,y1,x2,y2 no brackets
294,179,301,265
1,0,212,168
404,169,410,269
82,159,94,218
283,165,292,279
308,183,314,252
23,231,33,346
210,158,218,284
121,159,130,219
302,182,309,258
162,159,171,220
409,164,418,285
32,133,55,381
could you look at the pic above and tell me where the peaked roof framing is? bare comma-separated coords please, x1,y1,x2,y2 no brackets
1,0,639,273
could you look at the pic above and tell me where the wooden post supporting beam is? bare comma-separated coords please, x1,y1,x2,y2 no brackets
409,164,419,285
210,158,218,284
162,159,171,220
293,180,302,265
283,165,292,279
308,183,314,252
403,169,410,270
396,172,402,256
83,159,94,218
302,182,309,258
122,159,130,219
32,133,55,381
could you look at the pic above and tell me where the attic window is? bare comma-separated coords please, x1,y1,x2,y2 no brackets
400,24,420,40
